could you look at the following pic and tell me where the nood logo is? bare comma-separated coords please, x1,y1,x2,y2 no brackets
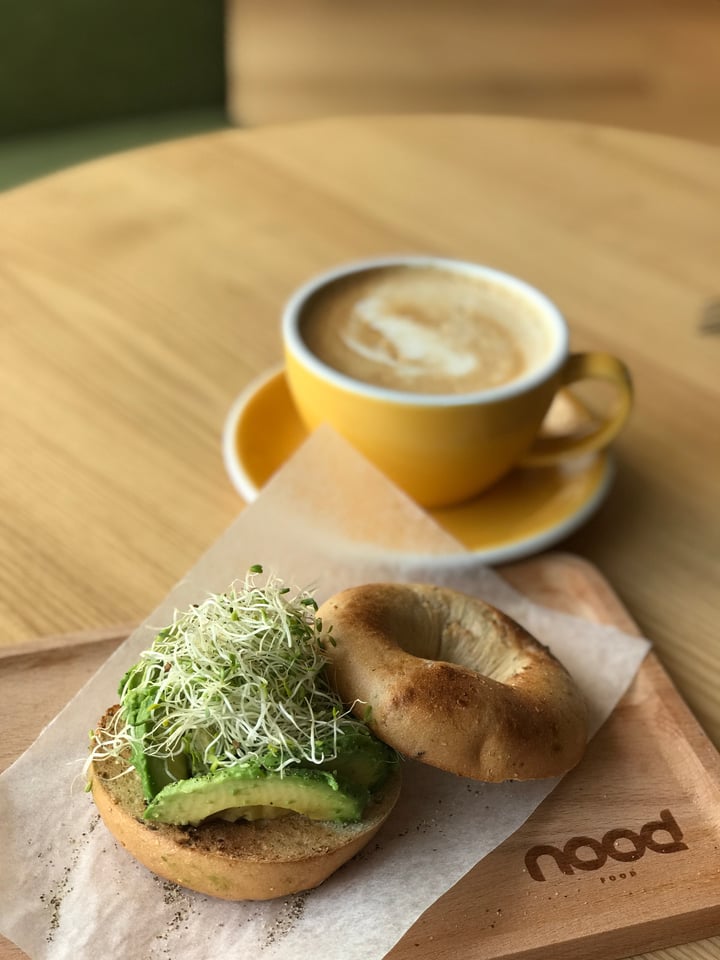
525,809,688,882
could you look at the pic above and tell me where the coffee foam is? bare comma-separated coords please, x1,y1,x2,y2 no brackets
299,265,555,395
344,292,480,379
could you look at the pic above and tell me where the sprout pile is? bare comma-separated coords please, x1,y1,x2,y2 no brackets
92,566,368,777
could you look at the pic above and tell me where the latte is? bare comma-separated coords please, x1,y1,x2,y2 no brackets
299,265,553,395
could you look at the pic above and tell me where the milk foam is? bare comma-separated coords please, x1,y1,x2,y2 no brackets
299,265,553,395
344,295,478,380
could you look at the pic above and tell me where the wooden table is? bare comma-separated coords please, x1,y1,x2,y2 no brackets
1,115,719,958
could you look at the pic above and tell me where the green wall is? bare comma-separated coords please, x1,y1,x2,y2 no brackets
0,1,228,188
0,0,227,135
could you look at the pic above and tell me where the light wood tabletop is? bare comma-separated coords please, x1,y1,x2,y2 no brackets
0,115,719,958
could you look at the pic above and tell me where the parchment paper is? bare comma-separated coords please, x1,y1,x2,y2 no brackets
0,427,650,960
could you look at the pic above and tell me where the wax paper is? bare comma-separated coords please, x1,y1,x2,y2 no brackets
0,427,650,960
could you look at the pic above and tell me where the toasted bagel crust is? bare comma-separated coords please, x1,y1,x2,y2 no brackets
90,710,401,900
319,584,587,781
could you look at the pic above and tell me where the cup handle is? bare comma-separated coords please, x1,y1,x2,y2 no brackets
520,352,633,466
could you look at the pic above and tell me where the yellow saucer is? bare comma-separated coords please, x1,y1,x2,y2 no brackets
222,367,614,563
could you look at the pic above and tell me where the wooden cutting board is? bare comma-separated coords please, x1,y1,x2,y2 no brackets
1,553,719,960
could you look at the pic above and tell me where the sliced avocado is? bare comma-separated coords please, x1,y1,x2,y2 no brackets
144,763,366,825
122,689,190,801
319,733,398,790
135,746,190,801
215,804,292,822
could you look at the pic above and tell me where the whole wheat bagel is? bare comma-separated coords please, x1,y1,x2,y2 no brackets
319,583,588,781
90,709,401,901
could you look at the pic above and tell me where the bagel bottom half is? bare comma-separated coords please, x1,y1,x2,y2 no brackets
89,718,401,901
319,583,588,782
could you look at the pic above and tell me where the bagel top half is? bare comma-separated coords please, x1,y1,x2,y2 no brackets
319,583,588,782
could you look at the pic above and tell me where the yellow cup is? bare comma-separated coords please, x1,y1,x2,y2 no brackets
283,257,632,508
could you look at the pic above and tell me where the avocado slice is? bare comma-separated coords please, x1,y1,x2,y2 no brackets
319,733,397,790
134,743,190,801
144,763,366,825
121,687,190,801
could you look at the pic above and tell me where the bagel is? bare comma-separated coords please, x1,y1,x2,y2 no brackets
319,583,588,781
85,571,403,901
89,709,401,901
